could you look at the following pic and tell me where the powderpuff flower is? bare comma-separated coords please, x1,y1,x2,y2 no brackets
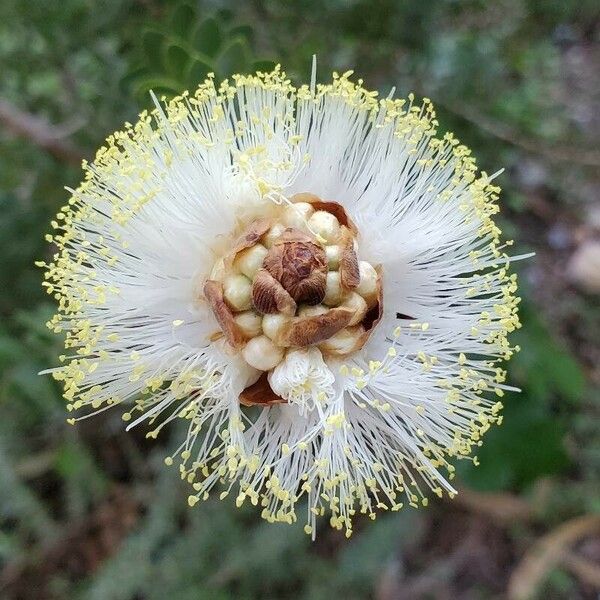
41,66,523,538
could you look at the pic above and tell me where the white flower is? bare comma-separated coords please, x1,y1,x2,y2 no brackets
269,347,336,414
41,66,523,538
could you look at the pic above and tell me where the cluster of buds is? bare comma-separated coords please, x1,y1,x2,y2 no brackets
203,193,382,405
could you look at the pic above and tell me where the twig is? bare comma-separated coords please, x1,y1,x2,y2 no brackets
563,552,600,590
563,551,600,589
452,487,534,523
508,514,600,600
0,98,86,165
15,449,57,479
437,98,600,168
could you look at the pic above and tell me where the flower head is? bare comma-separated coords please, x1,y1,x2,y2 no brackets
41,66,522,538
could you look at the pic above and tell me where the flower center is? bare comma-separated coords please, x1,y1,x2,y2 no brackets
203,193,383,406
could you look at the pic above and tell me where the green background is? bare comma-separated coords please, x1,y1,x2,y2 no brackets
0,1,598,598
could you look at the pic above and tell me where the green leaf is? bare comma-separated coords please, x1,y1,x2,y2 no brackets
216,8,234,24
7,361,59,417
120,66,149,95
185,58,212,87
458,396,570,491
336,512,420,589
170,3,196,40
134,75,183,104
216,38,249,78
0,194,48,313
252,59,277,73
142,29,166,72
164,42,190,80
511,304,586,406
54,437,108,512
13,304,55,340
0,331,25,369
227,25,254,43
192,18,221,57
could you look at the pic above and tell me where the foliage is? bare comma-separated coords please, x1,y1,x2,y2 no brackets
125,4,275,104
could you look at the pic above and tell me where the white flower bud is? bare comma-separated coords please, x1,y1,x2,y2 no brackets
325,245,340,269
233,243,268,279
319,326,365,356
323,271,342,306
308,210,340,243
210,257,226,280
233,311,262,338
298,303,328,317
356,261,379,305
262,313,290,342
282,202,314,230
242,335,284,371
223,274,252,311
268,347,335,412
341,292,368,326
262,222,286,249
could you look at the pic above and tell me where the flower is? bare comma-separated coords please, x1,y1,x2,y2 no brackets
41,66,523,538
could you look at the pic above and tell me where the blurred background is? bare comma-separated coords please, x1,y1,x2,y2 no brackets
0,1,599,598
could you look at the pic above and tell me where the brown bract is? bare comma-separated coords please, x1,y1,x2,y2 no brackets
276,306,354,347
290,192,358,234
318,265,384,356
224,217,272,269
262,228,327,305
354,265,384,351
203,280,246,349
239,373,286,407
338,226,360,290
251,269,297,315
